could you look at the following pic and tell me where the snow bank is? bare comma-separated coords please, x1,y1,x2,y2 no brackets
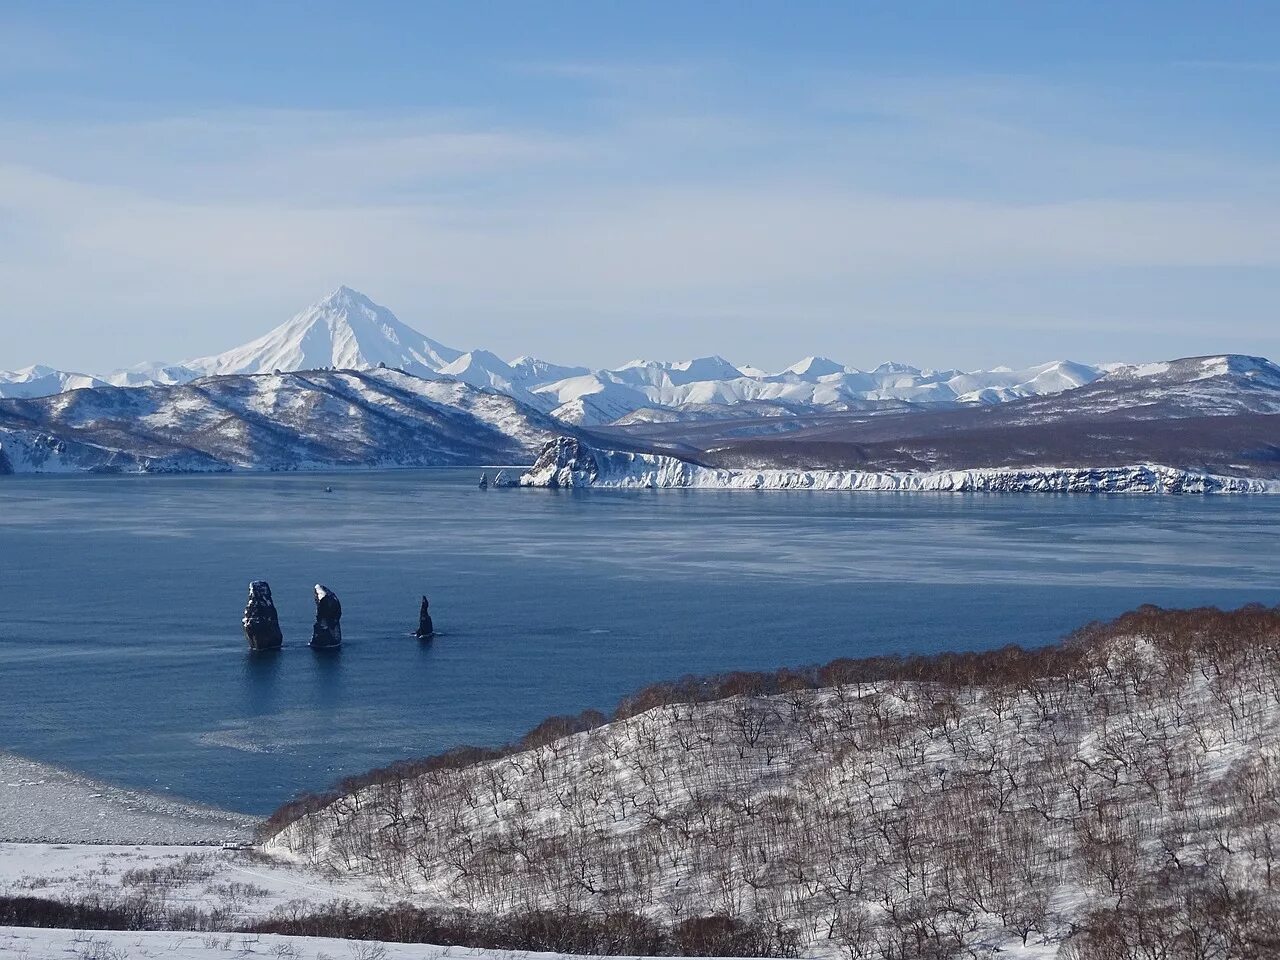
0,927,592,960
517,437,1280,494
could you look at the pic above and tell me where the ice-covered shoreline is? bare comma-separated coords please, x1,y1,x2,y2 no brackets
516,437,1280,494
0,752,257,844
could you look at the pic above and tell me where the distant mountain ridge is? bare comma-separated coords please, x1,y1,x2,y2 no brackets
0,367,563,473
526,355,1108,424
2,286,1110,424
5,287,1278,478
632,352,1280,480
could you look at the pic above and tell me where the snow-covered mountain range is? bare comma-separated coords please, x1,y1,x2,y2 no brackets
4,287,1278,477
618,352,1280,481
533,355,1105,425
1,286,1107,423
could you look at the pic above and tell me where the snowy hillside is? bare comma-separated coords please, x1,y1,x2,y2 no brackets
0,364,106,398
0,368,562,473
437,349,560,411
1000,353,1280,421
265,604,1280,958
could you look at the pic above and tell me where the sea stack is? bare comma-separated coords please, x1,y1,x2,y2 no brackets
310,584,342,649
243,581,283,651
416,596,435,639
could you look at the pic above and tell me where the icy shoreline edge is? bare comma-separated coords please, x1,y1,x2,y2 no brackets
0,751,258,844
514,438,1280,494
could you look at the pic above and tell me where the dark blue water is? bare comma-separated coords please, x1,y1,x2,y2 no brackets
1,471,1277,815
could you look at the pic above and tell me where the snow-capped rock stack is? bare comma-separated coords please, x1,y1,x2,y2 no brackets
520,436,600,488
242,581,283,651
310,585,342,650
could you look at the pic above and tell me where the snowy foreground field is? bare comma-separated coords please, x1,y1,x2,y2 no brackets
0,839,504,959
0,757,420,958
0,927,600,960
0,842,388,919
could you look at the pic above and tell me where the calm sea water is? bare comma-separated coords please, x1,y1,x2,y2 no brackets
1,471,1277,814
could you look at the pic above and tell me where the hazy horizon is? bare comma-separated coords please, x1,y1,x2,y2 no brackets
3,282,1150,376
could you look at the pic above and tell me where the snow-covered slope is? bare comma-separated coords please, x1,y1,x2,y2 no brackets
531,357,1105,424
0,364,106,398
104,360,202,388
1075,353,1280,416
0,928,491,960
265,607,1280,956
1,360,205,397
783,355,846,378
437,349,560,411
188,287,464,378
0,368,563,473
507,355,590,386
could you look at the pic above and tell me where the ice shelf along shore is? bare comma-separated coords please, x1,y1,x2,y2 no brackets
514,437,1280,494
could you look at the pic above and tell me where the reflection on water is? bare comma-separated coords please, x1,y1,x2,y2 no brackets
241,649,282,718
308,646,345,717
0,469,1277,813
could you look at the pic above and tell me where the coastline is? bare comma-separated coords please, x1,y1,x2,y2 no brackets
518,441,1280,494
0,751,258,845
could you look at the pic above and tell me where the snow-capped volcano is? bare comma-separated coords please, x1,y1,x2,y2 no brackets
187,286,463,378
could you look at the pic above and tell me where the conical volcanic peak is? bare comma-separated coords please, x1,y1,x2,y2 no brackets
187,287,463,377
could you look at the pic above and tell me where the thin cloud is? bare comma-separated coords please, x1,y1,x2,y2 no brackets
1,65,1278,369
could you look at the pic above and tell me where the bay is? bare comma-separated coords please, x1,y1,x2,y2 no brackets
0,470,1276,814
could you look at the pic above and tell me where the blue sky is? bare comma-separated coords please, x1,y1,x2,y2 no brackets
2,1,1278,372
